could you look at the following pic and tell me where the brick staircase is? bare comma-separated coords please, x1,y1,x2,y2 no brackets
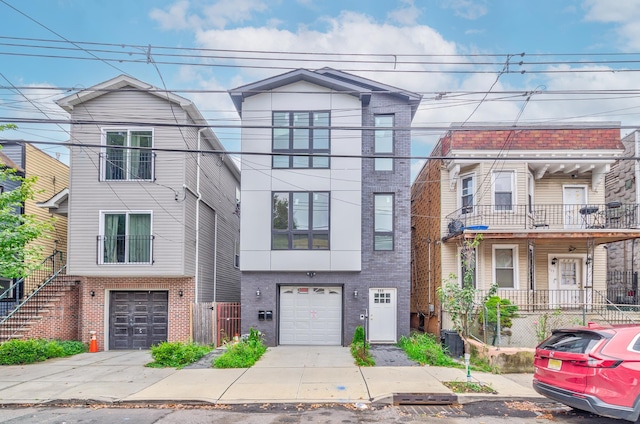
0,252,79,342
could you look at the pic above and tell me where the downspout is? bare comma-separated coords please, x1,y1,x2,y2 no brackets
634,131,640,278
214,213,218,302
195,128,205,303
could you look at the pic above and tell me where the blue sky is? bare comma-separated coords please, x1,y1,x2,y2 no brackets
2,0,640,176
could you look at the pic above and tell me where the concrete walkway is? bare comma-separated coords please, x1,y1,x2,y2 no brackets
0,347,543,406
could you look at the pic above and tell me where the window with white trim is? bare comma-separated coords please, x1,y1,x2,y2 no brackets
100,211,153,264
374,115,394,171
101,129,154,181
493,170,515,211
460,173,474,214
493,245,518,288
272,192,329,250
272,111,330,169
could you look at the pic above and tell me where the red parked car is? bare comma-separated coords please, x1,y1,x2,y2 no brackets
533,323,640,422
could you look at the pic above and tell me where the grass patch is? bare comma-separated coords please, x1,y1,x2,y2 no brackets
442,380,496,394
350,326,375,366
0,339,87,365
397,332,495,372
213,328,267,368
147,341,212,369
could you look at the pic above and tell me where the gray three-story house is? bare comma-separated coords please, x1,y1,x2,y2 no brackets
56,75,240,350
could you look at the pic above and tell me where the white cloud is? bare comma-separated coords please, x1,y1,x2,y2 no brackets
149,0,199,31
387,0,422,26
151,0,270,31
583,0,640,50
441,0,488,20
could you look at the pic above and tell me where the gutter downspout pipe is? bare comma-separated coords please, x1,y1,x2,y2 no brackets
195,128,205,303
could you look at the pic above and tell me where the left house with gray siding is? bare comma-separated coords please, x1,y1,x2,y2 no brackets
56,75,240,350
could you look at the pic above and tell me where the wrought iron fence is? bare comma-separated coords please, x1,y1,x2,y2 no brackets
0,251,67,341
446,202,639,234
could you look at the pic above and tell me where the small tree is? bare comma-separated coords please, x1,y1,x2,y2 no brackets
437,235,494,339
0,124,54,279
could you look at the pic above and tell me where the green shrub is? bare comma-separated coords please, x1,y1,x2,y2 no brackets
349,326,375,366
479,296,519,329
0,339,87,365
213,328,267,368
397,332,494,372
148,341,211,368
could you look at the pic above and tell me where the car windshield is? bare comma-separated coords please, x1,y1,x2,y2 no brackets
539,332,602,353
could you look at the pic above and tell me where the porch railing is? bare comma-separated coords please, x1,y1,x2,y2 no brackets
473,289,594,312
446,202,639,233
0,251,67,340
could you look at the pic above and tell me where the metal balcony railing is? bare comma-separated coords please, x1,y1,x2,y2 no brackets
99,151,155,181
446,202,639,233
97,235,154,264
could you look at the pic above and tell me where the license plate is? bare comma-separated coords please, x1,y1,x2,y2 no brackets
548,358,562,371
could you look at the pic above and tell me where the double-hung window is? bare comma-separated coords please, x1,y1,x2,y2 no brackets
272,112,330,169
460,174,474,214
272,192,329,250
102,129,154,181
493,170,515,211
493,245,517,288
374,193,394,250
100,211,153,264
374,115,394,171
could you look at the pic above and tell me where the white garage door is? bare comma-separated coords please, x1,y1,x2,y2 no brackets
279,286,342,345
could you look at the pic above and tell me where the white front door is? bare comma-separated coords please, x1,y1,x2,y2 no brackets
549,257,584,308
368,288,397,343
563,186,587,229
279,286,342,345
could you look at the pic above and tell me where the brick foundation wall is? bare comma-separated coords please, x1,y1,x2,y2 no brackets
26,280,80,341
74,276,195,350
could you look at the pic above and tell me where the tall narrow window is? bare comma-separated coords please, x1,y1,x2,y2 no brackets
101,212,152,264
234,239,240,268
374,194,394,250
493,170,515,211
460,174,474,214
494,245,517,288
374,115,394,171
272,192,329,250
103,129,154,181
272,111,330,169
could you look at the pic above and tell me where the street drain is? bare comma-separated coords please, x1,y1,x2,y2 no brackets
393,393,458,405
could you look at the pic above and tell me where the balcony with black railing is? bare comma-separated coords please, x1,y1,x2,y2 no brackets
99,151,155,181
97,235,154,265
446,202,639,234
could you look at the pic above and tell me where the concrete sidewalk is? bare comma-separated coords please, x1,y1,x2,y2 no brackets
0,347,543,406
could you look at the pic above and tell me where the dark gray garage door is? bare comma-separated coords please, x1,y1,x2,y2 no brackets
109,291,168,349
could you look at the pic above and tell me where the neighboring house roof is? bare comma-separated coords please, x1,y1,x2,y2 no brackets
228,68,422,118
442,122,623,154
0,151,23,172
438,122,624,191
56,74,240,180
36,187,69,216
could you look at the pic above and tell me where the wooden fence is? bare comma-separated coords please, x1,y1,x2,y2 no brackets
190,302,241,346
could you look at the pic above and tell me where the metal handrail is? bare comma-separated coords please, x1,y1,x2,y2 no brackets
0,250,64,302
0,251,68,339
592,290,639,324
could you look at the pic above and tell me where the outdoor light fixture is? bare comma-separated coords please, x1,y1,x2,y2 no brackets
354,289,358,298
178,290,183,297
569,245,576,252
306,271,316,278
551,258,558,266
586,256,592,265
256,289,261,297
90,290,95,297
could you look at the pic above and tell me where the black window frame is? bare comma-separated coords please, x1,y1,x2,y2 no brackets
373,114,395,171
271,191,330,250
374,193,394,251
272,111,330,169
